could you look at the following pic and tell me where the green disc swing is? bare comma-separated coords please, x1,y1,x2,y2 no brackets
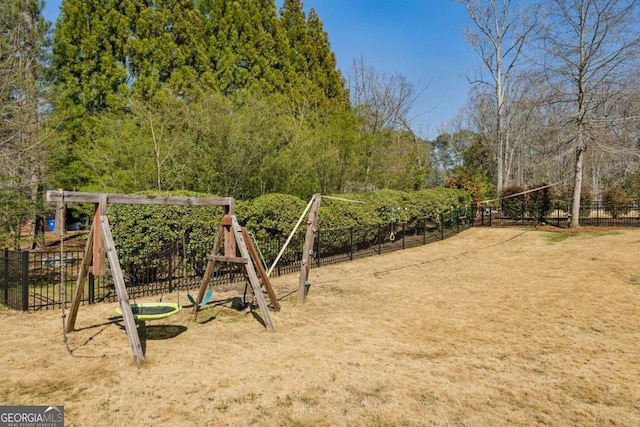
116,302,182,321
112,205,183,322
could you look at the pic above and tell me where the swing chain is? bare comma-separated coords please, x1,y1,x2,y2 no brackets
389,206,396,241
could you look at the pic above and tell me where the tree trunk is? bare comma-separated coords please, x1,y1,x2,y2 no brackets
570,143,585,228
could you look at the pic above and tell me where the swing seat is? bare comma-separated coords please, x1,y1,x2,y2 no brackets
187,289,213,307
116,302,182,321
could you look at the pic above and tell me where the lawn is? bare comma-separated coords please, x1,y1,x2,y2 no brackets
1,227,639,426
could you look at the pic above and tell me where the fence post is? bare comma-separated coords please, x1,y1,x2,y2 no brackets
88,273,95,304
378,225,382,254
402,222,405,249
456,208,460,234
277,237,282,277
350,228,354,261
422,218,426,245
3,248,7,305
440,213,444,240
316,228,321,268
21,251,29,311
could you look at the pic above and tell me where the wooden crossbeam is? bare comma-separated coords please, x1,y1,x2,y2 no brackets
207,255,248,264
46,190,235,213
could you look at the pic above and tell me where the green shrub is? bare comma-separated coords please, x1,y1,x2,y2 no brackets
320,188,470,230
238,193,308,240
552,199,566,210
579,189,593,217
408,188,471,224
0,188,35,249
602,187,630,219
621,174,640,201
501,186,525,219
525,184,553,224
95,188,473,278
109,190,224,280
499,185,553,223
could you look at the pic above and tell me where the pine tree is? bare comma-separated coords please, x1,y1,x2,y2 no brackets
278,0,309,99
128,0,207,100
306,8,347,105
278,0,347,110
46,0,354,196
201,0,280,96
52,0,130,112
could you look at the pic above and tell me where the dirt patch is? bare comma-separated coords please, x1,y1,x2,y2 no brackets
1,227,640,426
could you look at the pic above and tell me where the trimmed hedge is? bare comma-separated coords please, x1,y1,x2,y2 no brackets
107,188,472,274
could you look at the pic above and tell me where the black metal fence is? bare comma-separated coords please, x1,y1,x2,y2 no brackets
1,211,470,311
475,201,640,228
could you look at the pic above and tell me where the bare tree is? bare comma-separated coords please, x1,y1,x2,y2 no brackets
460,0,538,196
537,0,640,227
349,58,428,187
0,0,49,245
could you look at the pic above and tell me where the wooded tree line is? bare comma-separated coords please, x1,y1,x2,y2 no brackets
2,0,640,237
455,0,640,226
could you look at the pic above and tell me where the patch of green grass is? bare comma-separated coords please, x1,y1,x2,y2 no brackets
543,230,621,244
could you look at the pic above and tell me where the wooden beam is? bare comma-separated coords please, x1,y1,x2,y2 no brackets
99,215,145,365
242,227,280,312
92,201,106,275
220,214,235,257
46,190,235,213
298,194,321,303
55,200,65,236
207,255,248,264
193,225,224,314
230,217,274,331
65,221,95,333
266,195,315,277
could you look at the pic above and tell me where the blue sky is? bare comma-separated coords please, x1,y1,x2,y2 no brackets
42,0,477,140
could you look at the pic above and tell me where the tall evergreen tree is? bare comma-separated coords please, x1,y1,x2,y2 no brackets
47,0,354,196
306,8,347,105
279,0,347,108
52,0,130,112
128,0,207,100
200,0,280,96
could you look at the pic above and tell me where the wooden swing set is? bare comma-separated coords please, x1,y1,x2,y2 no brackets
46,190,279,365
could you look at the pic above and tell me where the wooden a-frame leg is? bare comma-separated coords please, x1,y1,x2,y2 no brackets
193,225,224,315
65,221,95,333
231,217,274,331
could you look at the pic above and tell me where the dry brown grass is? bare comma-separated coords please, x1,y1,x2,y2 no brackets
2,227,640,426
